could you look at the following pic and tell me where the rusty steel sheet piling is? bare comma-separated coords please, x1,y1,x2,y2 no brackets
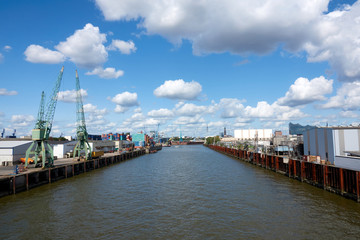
208,145,360,203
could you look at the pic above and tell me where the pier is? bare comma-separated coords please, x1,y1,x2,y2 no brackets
208,144,360,202
0,149,147,197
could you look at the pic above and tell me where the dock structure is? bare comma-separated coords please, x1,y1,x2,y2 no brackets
0,149,146,197
208,145,360,203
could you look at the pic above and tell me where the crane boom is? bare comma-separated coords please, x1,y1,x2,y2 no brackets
76,70,87,135
45,66,64,139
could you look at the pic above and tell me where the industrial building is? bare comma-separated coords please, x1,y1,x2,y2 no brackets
304,127,360,170
0,140,32,166
53,140,115,158
53,141,77,158
114,140,134,151
234,129,273,141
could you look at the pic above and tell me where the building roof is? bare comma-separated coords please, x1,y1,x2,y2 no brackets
319,126,360,130
0,140,32,148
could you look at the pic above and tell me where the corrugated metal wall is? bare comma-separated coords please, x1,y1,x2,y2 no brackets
304,128,335,163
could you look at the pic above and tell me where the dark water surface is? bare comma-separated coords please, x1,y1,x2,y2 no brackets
1,145,360,239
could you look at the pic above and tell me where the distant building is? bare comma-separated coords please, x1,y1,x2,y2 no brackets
53,141,77,158
289,122,316,135
53,140,115,158
101,133,127,141
64,136,73,141
304,127,360,170
88,134,102,141
274,131,282,136
234,129,273,141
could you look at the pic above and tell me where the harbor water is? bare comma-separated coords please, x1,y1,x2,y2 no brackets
1,145,360,239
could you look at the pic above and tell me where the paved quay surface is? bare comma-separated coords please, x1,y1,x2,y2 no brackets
0,152,129,179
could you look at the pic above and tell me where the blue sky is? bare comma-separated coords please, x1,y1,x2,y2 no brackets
1,0,359,138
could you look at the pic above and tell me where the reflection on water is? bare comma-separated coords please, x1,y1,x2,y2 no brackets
1,145,360,239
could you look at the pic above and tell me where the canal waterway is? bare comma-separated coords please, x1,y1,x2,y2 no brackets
1,145,360,239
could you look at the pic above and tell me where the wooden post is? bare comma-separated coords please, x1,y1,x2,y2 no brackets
293,160,297,179
13,176,16,194
323,165,327,189
340,168,344,194
356,172,360,202
65,166,67,178
288,159,292,177
84,162,86,172
275,157,279,171
312,164,316,183
48,169,51,183
72,164,74,176
26,173,29,190
266,156,269,169
301,161,305,182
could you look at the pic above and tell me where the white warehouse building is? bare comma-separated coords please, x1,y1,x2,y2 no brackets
53,140,115,158
0,140,32,166
234,129,273,141
53,141,77,158
304,127,360,170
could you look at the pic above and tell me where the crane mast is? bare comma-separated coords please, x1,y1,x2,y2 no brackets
25,67,64,168
73,70,92,160
35,91,45,129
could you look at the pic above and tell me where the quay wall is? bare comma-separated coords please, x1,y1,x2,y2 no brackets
208,145,360,203
0,149,146,198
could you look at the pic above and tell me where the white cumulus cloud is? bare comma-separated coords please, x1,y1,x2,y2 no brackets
304,3,360,81
24,45,65,64
95,0,360,82
57,89,88,103
277,76,333,107
340,111,359,118
321,81,360,110
11,115,35,127
111,92,139,113
176,103,208,116
83,103,107,115
114,105,129,113
4,45,12,51
108,39,137,54
55,23,108,68
244,101,307,121
111,92,139,106
0,88,18,96
154,79,202,100
174,115,205,125
86,67,124,79
95,0,327,54
148,108,174,118
218,98,245,118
